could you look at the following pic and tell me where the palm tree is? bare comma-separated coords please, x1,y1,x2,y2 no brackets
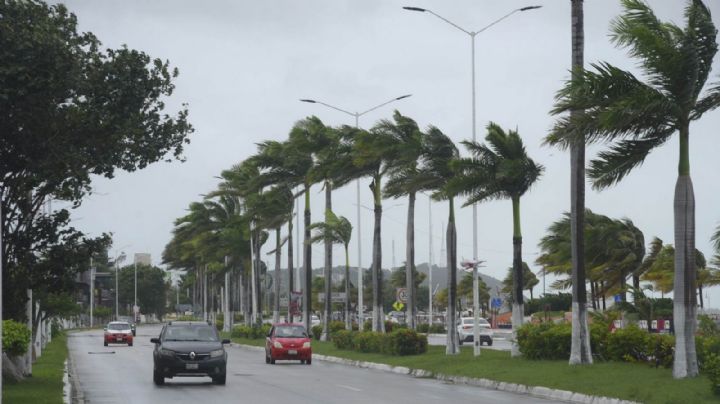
447,122,543,357
312,126,356,340
353,120,405,332
382,111,426,330
549,0,720,377
419,126,460,354
253,140,312,322
502,263,539,300
309,211,353,330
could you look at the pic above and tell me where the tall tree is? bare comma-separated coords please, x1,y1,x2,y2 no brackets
502,263,539,300
309,211,353,330
0,0,192,320
447,122,543,357
383,111,427,330
420,126,461,354
353,119,404,332
549,0,720,377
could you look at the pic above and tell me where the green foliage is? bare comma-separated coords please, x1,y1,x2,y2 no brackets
2,320,31,356
606,325,650,362
93,306,112,320
231,324,270,339
699,315,719,337
332,329,427,356
698,335,720,371
525,293,573,315
417,323,446,334
311,325,323,340
215,320,223,331
517,322,572,360
117,264,168,319
705,354,720,396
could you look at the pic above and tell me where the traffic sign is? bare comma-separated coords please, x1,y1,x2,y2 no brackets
392,301,404,311
396,288,408,303
491,297,503,308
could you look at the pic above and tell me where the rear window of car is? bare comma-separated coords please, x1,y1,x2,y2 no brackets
163,325,218,342
108,323,130,330
274,326,308,338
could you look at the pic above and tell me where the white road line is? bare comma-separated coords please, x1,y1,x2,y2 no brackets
336,384,362,392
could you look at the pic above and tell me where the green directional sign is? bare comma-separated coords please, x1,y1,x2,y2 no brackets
392,301,404,312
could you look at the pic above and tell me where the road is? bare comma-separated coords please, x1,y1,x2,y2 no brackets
68,324,557,404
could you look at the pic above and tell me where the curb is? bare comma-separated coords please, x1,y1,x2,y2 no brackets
66,351,85,404
232,343,638,404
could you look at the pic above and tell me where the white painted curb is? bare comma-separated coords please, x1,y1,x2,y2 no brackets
232,343,639,404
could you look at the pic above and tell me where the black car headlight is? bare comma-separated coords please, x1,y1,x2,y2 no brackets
160,348,175,357
210,349,224,358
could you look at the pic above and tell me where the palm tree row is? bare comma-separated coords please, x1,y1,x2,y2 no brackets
163,111,543,357
550,0,720,377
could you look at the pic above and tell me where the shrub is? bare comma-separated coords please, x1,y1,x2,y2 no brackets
706,353,720,396
517,322,571,360
329,321,345,335
332,330,355,350
51,319,63,338
428,324,446,334
646,333,674,368
2,320,31,356
231,323,270,339
383,329,427,355
698,335,720,371
606,325,649,363
416,323,429,333
354,331,384,353
311,325,322,340
215,319,223,331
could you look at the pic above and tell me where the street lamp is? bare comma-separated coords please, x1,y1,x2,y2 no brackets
114,252,127,320
404,4,541,281
300,93,412,330
461,259,485,357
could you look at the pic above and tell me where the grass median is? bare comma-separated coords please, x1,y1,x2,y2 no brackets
2,333,68,404
230,336,715,404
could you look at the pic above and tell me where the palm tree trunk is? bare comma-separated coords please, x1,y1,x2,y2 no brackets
511,196,523,357
371,176,385,333
345,245,351,331
242,259,251,326
406,192,416,330
673,125,698,378
287,214,294,322
569,0,592,366
698,283,704,309
446,197,459,355
273,228,281,323
303,186,312,334
321,181,333,341
254,232,263,325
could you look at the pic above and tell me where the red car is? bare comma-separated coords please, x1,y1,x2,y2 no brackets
265,323,312,365
104,321,134,346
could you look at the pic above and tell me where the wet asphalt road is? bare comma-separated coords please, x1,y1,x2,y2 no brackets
68,324,557,404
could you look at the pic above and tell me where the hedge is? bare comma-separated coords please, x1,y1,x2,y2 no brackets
331,329,427,356
3,320,31,357
231,323,271,339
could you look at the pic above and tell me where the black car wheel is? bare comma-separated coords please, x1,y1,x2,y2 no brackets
265,353,270,364
213,374,226,385
270,358,275,364
104,341,108,347
306,358,312,365
153,369,165,386
487,340,493,346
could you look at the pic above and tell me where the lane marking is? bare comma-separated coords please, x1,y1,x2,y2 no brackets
336,384,362,392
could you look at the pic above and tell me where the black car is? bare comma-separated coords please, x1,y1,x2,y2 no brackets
151,321,230,385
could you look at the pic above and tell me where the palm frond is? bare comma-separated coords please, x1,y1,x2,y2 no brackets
587,131,673,189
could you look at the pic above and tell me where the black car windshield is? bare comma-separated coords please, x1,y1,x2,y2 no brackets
275,326,308,338
163,326,218,342
108,323,130,330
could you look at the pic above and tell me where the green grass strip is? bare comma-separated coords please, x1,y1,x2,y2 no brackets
2,333,68,404
231,336,716,404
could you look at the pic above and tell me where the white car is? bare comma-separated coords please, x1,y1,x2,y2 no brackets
457,317,493,346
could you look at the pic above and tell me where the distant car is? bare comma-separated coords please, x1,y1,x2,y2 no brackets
265,323,312,365
104,321,134,346
151,321,231,385
457,317,493,346
311,315,320,327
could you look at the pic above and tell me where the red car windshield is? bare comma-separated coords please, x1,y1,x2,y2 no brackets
275,326,308,338
108,323,130,331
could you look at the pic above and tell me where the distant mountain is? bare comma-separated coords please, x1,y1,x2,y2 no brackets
269,262,505,299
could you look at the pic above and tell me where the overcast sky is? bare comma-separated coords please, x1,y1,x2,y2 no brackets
58,0,720,307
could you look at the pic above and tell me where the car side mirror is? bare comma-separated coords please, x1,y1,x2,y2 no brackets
267,331,272,338
150,337,160,344
221,339,231,344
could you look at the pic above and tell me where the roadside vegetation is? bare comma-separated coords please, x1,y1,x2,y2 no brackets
2,333,68,404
